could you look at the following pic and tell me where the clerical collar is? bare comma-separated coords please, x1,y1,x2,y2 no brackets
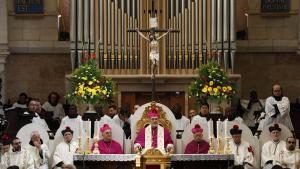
234,142,241,146
287,149,296,153
103,139,112,143
199,114,210,121
12,148,21,152
49,101,58,107
29,139,43,146
273,95,283,101
196,140,205,144
67,114,78,119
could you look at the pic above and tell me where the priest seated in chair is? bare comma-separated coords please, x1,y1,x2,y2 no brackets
134,107,174,154
229,125,256,169
92,123,123,154
184,124,210,154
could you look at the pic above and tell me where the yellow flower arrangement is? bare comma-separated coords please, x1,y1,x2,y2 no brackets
66,52,116,106
189,61,236,104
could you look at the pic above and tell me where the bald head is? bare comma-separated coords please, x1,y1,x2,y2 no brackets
272,84,282,97
30,131,41,143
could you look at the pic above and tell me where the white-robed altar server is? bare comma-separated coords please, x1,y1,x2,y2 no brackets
52,127,78,168
26,131,50,169
60,105,82,128
261,124,286,169
264,84,294,131
228,125,256,169
191,103,210,126
1,137,34,169
172,105,189,131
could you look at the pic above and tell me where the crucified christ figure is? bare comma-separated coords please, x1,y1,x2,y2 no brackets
135,17,172,79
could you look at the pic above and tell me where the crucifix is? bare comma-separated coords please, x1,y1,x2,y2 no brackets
128,0,179,101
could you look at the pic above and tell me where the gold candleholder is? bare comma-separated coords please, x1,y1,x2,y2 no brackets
224,137,232,154
208,137,215,154
85,137,91,154
135,153,141,168
77,137,83,154
217,138,223,154
92,137,100,154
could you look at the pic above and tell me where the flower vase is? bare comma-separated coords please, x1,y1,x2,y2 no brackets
86,103,96,113
208,100,222,114
208,100,230,114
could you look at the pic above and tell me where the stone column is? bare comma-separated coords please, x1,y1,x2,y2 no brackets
0,0,9,103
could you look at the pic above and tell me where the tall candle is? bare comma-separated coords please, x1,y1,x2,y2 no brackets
78,120,82,137
208,119,214,138
224,119,229,138
217,119,222,138
87,119,91,138
94,120,99,138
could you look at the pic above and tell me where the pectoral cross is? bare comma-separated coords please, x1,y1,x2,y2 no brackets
127,0,179,101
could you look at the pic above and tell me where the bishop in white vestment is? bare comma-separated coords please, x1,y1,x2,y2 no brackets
52,127,78,168
229,125,256,169
261,124,286,168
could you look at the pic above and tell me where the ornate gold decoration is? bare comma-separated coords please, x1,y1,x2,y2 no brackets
208,138,215,154
92,138,100,154
217,138,223,154
77,137,83,154
85,137,91,154
224,138,232,154
135,154,141,168
144,148,165,156
141,148,171,168
136,101,172,134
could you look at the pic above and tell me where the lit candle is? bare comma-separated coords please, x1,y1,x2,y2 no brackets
217,119,221,138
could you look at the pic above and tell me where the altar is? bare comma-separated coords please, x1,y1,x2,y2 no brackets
73,154,234,169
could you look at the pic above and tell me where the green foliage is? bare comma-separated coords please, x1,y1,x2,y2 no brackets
188,61,236,104
66,54,116,107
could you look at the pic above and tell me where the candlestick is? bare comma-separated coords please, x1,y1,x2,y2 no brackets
224,137,232,154
217,138,223,154
77,137,83,154
92,137,100,154
208,138,215,154
85,137,91,154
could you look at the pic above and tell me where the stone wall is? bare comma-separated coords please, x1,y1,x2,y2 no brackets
4,0,71,103
237,0,299,52
235,52,300,101
7,0,69,53
5,54,72,103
